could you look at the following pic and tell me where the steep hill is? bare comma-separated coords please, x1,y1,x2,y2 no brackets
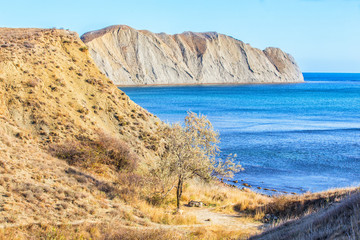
0,28,162,161
81,25,303,86
0,27,163,227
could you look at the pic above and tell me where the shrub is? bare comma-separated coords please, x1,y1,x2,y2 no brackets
79,46,88,52
49,131,138,172
96,131,138,171
116,173,146,202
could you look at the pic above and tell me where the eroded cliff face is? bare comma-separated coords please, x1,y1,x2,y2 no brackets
81,25,303,86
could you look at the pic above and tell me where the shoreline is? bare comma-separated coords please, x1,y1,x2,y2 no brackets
116,80,305,88
223,179,306,196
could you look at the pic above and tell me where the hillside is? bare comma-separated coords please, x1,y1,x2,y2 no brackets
0,27,163,227
81,25,303,86
250,189,360,240
0,28,162,160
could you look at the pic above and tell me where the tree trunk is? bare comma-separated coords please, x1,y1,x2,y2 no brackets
176,176,183,210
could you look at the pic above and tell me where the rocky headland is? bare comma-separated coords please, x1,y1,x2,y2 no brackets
81,25,304,86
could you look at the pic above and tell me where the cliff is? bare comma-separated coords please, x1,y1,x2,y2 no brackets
81,25,304,86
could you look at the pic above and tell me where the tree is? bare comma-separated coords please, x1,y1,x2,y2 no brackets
152,112,242,210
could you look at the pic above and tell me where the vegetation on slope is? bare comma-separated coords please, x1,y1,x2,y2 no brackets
250,187,360,239
0,27,162,158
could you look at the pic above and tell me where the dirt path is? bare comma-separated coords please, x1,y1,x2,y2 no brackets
181,206,261,229
184,207,246,226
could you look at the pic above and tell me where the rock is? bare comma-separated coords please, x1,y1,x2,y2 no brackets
263,214,279,223
188,200,204,207
257,186,262,189
205,218,211,221
81,25,304,86
242,183,252,188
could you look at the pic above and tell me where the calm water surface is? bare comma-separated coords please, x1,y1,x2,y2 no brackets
120,73,360,194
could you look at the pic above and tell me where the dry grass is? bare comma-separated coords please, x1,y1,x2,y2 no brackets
0,222,186,240
135,200,198,225
250,192,360,240
49,131,138,173
256,187,360,221
182,179,271,214
0,119,145,228
189,225,260,240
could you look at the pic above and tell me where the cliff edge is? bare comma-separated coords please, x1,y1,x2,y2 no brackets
81,25,304,86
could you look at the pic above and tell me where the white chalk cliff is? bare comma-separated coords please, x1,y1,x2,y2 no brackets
81,25,304,85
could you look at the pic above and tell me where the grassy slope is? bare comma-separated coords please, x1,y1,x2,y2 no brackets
250,188,360,240
0,28,162,160
0,27,165,229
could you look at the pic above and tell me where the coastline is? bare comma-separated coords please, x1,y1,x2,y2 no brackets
224,179,306,196
116,80,305,88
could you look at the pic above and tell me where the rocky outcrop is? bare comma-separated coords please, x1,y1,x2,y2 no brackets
81,25,303,86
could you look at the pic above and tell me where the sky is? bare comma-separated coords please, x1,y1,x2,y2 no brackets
1,0,359,73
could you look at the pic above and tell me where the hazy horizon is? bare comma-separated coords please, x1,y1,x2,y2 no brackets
1,0,359,73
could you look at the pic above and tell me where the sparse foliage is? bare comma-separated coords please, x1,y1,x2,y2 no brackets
49,131,138,172
151,112,242,210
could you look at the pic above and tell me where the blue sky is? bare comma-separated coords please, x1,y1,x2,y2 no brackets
1,0,359,73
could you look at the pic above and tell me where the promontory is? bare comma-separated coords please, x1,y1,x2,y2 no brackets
81,25,304,86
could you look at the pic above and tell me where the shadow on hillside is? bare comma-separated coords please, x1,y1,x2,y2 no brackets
65,167,119,199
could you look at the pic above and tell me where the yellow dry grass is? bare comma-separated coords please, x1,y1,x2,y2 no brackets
136,200,198,225
189,225,260,240
251,191,360,240
259,186,360,220
182,179,271,214
0,222,186,240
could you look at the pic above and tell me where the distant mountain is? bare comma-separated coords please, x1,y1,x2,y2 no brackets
82,25,303,86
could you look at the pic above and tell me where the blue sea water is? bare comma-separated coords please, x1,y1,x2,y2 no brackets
120,73,360,194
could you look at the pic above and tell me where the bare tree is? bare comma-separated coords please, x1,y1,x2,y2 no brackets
152,112,242,210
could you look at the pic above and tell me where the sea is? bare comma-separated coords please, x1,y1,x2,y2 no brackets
120,73,360,194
